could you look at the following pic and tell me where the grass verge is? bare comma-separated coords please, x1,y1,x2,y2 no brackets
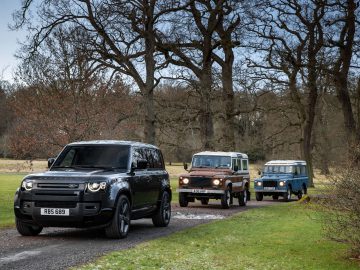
75,203,359,270
0,174,24,227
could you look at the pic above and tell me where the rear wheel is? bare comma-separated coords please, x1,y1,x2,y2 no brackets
16,218,43,236
179,192,188,207
105,195,131,239
221,187,231,209
255,192,263,201
152,191,171,227
238,190,247,206
200,198,209,205
297,190,303,200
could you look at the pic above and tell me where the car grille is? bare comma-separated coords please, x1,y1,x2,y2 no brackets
263,180,278,187
37,183,82,189
34,201,77,208
189,177,212,187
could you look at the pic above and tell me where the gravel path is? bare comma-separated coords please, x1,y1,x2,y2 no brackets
0,200,278,270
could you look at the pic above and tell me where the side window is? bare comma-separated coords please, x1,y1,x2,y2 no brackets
231,158,238,171
301,166,307,175
154,149,164,169
295,166,301,175
131,147,146,168
242,159,248,171
147,148,163,169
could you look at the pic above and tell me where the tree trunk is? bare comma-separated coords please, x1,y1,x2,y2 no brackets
199,66,214,150
143,8,156,145
221,48,235,151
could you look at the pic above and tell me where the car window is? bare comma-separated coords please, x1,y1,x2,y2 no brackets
242,159,248,171
55,145,129,169
131,147,147,168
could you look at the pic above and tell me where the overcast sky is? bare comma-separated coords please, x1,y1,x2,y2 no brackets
0,1,27,82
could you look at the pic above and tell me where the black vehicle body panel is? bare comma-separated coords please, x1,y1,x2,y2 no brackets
14,140,171,229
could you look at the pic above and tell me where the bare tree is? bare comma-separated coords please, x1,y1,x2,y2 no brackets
12,0,184,145
211,1,242,151
246,0,326,186
157,0,228,150
325,0,360,157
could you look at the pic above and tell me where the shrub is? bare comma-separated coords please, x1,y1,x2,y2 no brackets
319,155,360,259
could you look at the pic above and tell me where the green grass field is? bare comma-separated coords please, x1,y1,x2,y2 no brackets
75,203,359,270
0,173,25,227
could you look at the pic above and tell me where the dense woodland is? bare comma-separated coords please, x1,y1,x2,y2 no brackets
0,0,359,186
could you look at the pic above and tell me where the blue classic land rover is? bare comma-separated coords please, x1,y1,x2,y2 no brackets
254,160,308,201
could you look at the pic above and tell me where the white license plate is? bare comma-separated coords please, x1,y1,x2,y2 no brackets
192,189,206,193
41,208,69,216
264,187,276,190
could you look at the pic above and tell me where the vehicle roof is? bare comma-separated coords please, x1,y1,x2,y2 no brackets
193,151,248,159
68,140,159,149
265,160,307,166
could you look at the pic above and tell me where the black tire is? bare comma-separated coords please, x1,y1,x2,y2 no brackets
303,184,307,195
200,198,209,205
152,191,171,227
105,195,131,239
272,195,279,200
16,218,43,236
221,187,231,209
246,189,251,201
179,192,188,207
238,190,247,206
283,188,292,202
255,192,263,201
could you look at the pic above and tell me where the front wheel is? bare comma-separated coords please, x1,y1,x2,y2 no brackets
105,195,131,239
238,190,247,206
179,192,188,207
200,198,209,205
221,187,231,209
152,191,171,227
283,188,292,202
16,218,43,236
255,192,263,201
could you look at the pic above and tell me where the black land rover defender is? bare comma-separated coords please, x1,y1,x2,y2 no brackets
14,140,171,239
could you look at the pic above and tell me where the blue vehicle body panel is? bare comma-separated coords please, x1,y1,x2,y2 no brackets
254,160,308,199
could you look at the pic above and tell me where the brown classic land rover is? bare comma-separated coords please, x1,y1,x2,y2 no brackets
177,151,250,209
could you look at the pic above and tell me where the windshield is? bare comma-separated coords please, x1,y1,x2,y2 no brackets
52,145,130,170
192,155,231,169
264,165,293,174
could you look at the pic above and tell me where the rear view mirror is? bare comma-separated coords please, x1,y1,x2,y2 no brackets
48,158,56,168
183,163,188,170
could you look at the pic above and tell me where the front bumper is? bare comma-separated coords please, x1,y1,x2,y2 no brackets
14,187,114,228
177,188,225,195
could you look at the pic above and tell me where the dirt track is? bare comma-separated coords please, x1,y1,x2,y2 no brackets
0,200,278,270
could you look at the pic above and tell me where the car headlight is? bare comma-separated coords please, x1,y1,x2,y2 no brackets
256,181,262,186
182,178,189,184
22,180,33,191
279,181,286,187
213,179,221,185
87,182,107,192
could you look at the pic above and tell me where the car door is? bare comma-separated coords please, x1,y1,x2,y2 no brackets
129,147,149,209
144,148,162,206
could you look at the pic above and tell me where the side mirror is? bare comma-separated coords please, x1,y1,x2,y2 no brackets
183,163,188,170
258,170,261,176
137,159,148,170
48,158,56,168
